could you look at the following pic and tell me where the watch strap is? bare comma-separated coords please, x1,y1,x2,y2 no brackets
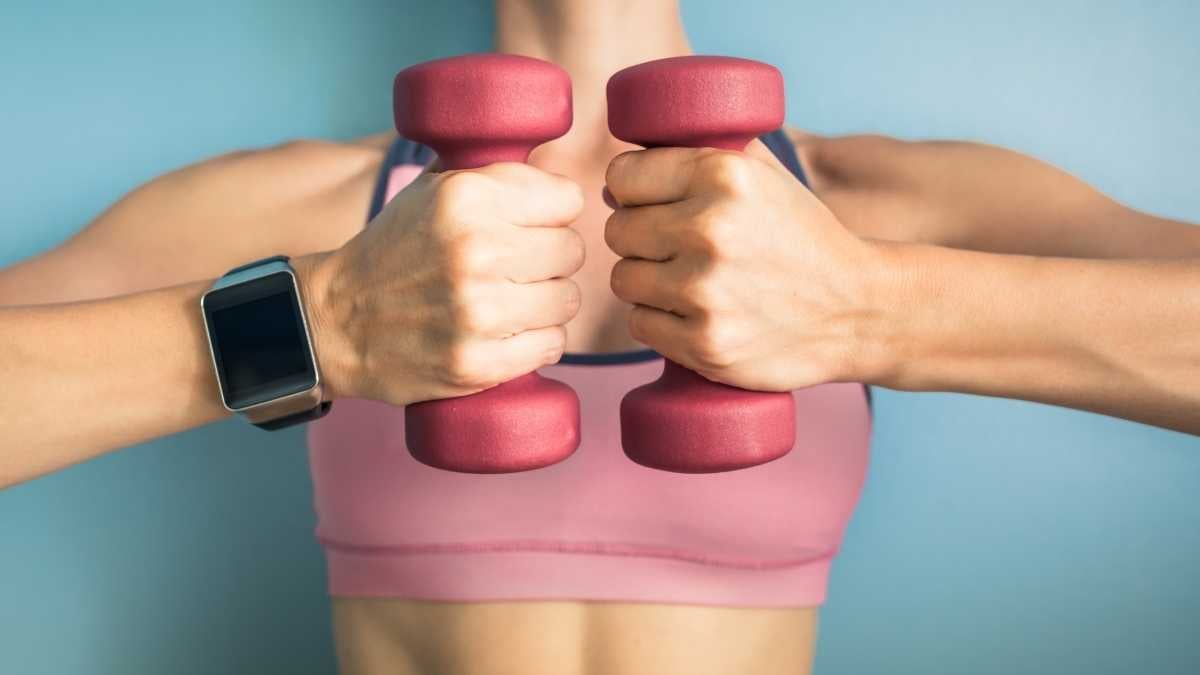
224,254,291,277
252,401,332,431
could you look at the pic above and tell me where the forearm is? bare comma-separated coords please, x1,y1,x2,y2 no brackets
0,252,356,487
861,243,1200,433
0,280,230,486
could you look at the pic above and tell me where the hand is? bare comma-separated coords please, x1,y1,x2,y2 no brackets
604,147,882,391
298,162,585,404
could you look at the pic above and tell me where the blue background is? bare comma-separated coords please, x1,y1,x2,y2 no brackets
2,1,1198,673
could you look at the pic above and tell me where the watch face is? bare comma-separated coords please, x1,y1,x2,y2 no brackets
202,271,317,410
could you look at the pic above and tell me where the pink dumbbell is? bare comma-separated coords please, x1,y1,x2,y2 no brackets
607,56,796,473
394,53,580,473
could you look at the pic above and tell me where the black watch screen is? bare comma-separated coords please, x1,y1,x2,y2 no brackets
202,271,317,410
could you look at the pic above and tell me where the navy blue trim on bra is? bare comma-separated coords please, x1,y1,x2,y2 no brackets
760,129,808,186
558,350,661,365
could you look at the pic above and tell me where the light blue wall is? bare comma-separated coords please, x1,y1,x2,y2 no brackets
1,1,1197,673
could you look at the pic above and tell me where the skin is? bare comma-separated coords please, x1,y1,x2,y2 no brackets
0,158,586,484
606,145,1200,433
791,131,1200,259
2,0,1198,673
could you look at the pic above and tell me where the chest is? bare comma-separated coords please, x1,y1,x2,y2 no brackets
537,164,637,353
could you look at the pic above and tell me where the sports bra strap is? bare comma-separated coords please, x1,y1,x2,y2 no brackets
760,128,808,186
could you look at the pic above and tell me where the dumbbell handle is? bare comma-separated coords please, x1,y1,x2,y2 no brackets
608,55,796,473
394,54,580,474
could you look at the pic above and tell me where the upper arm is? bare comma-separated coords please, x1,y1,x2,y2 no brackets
784,129,945,245
785,127,1200,258
0,138,385,306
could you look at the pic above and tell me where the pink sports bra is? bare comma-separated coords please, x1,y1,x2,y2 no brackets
307,134,871,607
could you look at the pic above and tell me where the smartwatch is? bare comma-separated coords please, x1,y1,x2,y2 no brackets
200,255,331,430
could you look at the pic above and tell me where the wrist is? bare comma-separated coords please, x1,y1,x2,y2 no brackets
853,240,1037,392
839,239,923,388
293,252,361,400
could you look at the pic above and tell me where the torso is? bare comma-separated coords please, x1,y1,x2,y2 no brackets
332,599,817,675
48,120,864,675
313,133,864,675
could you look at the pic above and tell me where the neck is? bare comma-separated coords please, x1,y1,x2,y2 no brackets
493,0,692,156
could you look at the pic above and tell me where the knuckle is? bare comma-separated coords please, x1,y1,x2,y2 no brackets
440,343,472,387
563,229,586,272
690,208,736,257
442,342,493,389
533,328,568,367
464,303,498,335
563,280,583,318
606,151,636,185
603,210,621,246
448,283,495,334
430,189,463,222
681,273,722,312
561,179,586,214
691,320,738,369
698,150,755,196
548,325,569,356
609,259,633,298
477,161,528,178
445,285,472,328
439,170,489,198
433,171,489,215
445,232,495,276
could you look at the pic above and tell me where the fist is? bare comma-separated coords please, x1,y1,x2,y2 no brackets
311,162,585,404
604,146,877,391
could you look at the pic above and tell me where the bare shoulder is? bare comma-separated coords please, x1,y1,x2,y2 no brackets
133,136,390,247
348,132,398,151
205,136,389,188
785,129,1046,183
779,128,943,243
783,128,912,186
3,134,395,304
74,136,391,294
782,126,820,147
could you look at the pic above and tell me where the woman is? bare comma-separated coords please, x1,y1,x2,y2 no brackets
3,1,1199,673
